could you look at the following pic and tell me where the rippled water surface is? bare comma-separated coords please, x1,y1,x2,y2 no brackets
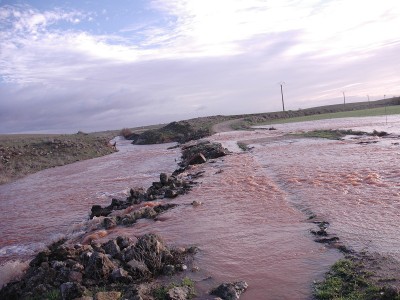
1,115,400,299
0,138,179,261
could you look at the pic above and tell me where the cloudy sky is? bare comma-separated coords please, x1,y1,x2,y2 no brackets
1,0,400,133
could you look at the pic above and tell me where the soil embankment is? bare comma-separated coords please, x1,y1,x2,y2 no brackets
0,132,117,185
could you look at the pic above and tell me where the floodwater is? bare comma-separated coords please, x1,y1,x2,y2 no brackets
0,137,180,262
1,115,400,299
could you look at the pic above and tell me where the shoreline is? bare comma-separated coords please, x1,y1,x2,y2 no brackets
308,213,400,298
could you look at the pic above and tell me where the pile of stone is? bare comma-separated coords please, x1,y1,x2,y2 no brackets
90,172,193,219
102,203,178,229
180,141,230,167
0,234,193,300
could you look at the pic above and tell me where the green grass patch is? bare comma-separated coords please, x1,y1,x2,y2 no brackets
314,259,382,300
153,277,196,300
297,129,388,140
299,129,368,140
237,142,249,151
314,258,400,300
259,105,400,125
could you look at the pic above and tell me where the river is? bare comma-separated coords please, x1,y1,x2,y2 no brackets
1,115,400,299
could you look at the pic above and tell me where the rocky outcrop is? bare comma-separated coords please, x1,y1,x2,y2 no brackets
180,141,229,167
90,172,193,219
0,234,193,300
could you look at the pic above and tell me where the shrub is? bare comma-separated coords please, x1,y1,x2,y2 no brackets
120,128,133,139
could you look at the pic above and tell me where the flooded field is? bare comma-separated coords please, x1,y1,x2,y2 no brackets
1,115,400,298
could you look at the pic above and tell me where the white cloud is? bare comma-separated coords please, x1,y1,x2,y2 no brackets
148,0,400,58
1,1,400,133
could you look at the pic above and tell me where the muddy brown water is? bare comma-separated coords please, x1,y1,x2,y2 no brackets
0,138,180,262
1,115,400,299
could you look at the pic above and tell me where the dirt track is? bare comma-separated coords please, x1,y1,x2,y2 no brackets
212,118,243,133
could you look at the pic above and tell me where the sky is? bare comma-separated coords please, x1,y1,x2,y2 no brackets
1,0,400,133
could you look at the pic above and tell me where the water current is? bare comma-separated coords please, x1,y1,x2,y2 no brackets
1,115,400,299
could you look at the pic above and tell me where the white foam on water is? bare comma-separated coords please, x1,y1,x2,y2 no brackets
0,260,29,288
0,243,46,257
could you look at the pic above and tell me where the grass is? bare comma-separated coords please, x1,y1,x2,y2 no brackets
256,105,400,126
153,277,195,300
299,129,367,140
314,259,380,300
297,129,388,140
314,258,400,300
237,141,249,151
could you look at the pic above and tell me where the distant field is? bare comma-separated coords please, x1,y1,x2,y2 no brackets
0,132,117,185
255,105,400,125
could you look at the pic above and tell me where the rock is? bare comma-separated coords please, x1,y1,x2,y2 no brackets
165,189,178,198
126,259,151,279
128,188,147,203
29,249,51,267
90,205,112,219
116,236,133,250
133,234,168,273
60,282,85,300
111,198,125,208
191,200,202,206
167,286,189,300
125,284,152,300
175,264,187,271
84,252,116,281
80,251,93,266
111,268,132,283
160,173,169,185
153,203,178,214
188,153,207,165
103,217,117,229
181,141,228,167
51,260,66,270
102,240,120,258
310,228,327,236
135,234,166,256
152,181,163,189
210,281,248,300
163,264,175,275
315,236,339,243
94,291,121,300
141,207,158,218
68,270,83,283
186,246,199,254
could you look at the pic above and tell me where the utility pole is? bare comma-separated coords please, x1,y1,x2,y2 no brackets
280,82,285,112
384,95,388,125
342,91,346,107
